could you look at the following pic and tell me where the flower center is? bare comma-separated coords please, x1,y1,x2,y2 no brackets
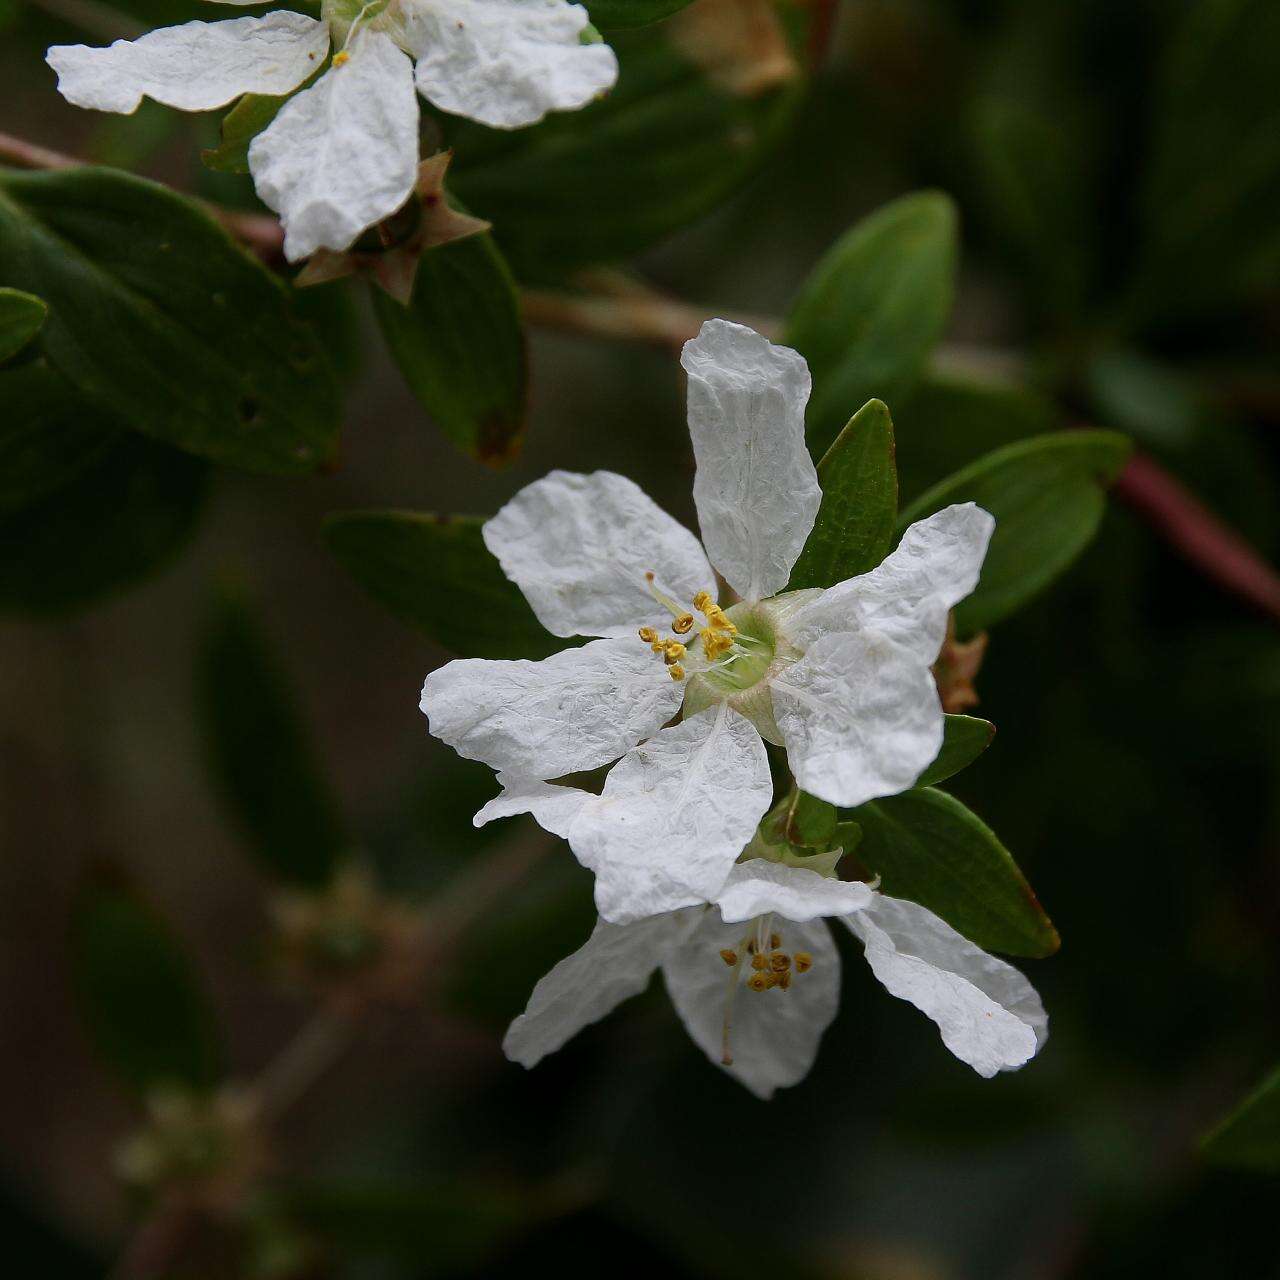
636,573,741,683
716,915,815,1066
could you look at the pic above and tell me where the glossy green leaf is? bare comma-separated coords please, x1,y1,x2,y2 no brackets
372,234,527,464
850,788,1058,958
0,359,120,515
323,511,558,660
71,868,223,1093
899,430,1131,635
788,398,897,590
1202,1064,1280,1171
915,715,995,788
447,21,805,277
785,791,838,847
0,286,46,361
586,0,693,27
0,166,338,474
0,434,207,616
197,587,347,887
202,92,289,175
786,192,957,457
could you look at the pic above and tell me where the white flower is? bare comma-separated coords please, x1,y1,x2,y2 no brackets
421,319,995,925
503,857,1047,1097
46,0,619,261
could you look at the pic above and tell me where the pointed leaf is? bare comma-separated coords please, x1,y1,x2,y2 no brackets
1203,1064,1280,1172
372,234,527,465
788,398,897,590
72,868,223,1093
197,586,346,887
586,0,694,27
0,166,339,475
898,430,1131,634
915,715,995,789
202,91,290,175
786,192,957,457
850,787,1058,958
323,511,559,660
0,286,46,362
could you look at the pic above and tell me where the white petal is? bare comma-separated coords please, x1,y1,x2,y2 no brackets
248,30,418,262
680,319,820,602
662,909,839,1098
46,14,327,114
473,772,591,838
771,629,943,807
482,471,713,640
844,894,1047,1078
421,637,683,780
568,705,773,925
793,504,995,662
714,858,874,924
504,911,697,1068
395,0,618,129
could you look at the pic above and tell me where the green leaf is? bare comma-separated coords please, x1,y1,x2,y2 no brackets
786,192,957,457
323,511,559,660
71,867,223,1093
788,398,897,590
448,21,805,278
1202,1064,1280,1171
372,234,528,464
0,166,338,475
0,359,120,515
786,791,837,847
0,434,207,616
898,430,1132,635
197,586,347,887
585,0,693,27
915,715,995,788
202,92,289,175
0,286,47,362
850,788,1058,958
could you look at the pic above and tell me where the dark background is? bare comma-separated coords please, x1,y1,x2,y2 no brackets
2,1,1278,1275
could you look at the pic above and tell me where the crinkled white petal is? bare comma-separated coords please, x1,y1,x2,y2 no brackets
393,0,618,129
248,30,418,262
844,893,1047,1077
46,14,328,114
792,504,995,662
680,319,820,602
473,773,592,837
771,629,943,808
714,858,875,925
482,471,714,640
504,911,699,1068
421,637,684,781
662,909,839,1098
568,705,772,925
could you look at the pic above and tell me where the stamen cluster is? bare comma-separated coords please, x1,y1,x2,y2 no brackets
719,933,814,994
637,574,739,682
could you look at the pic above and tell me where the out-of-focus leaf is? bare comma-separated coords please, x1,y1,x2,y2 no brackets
202,92,289,175
71,868,223,1093
373,234,527,464
0,359,119,514
0,434,207,616
1086,349,1201,450
1202,1064,1280,1171
899,430,1132,635
1134,0,1280,321
448,19,805,278
586,0,693,27
323,511,558,660
197,586,346,887
786,192,957,457
894,372,1059,504
0,166,338,474
0,286,46,361
788,398,897,590
915,715,995,789
850,788,1059,958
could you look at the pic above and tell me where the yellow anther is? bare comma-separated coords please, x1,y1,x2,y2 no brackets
332,50,351,67
794,952,813,973
705,605,737,633
662,641,686,664
672,614,694,635
770,933,781,949
702,629,733,660
719,948,738,966
778,970,792,990
750,953,768,971
770,952,790,973
747,972,770,993
645,571,656,582
668,664,685,682
693,590,715,613
638,626,658,644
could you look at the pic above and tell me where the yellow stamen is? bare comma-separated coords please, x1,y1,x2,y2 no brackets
747,972,770,993
672,613,694,635
332,50,351,67
668,664,685,681
750,953,768,971
638,626,658,644
662,641,686,663
770,952,790,973
794,952,813,973
778,970,792,990
693,590,714,613
719,948,738,966
770,933,781,949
